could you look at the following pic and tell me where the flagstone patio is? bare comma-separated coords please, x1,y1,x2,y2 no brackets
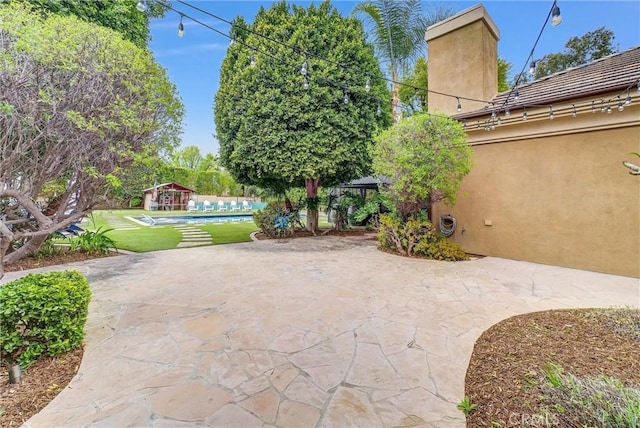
3,235,636,427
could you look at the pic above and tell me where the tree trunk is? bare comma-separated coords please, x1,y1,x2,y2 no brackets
3,234,48,265
305,178,321,233
391,67,401,124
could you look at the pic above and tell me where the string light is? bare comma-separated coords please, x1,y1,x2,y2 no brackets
376,103,381,116
529,61,536,75
548,106,554,120
250,49,256,67
551,2,562,26
149,0,633,127
136,0,147,13
178,14,185,37
514,90,520,101
591,101,596,113
163,0,493,110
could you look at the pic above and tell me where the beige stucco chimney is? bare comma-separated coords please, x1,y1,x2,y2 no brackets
425,4,499,116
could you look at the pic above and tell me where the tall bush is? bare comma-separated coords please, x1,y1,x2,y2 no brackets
0,270,91,368
372,114,472,220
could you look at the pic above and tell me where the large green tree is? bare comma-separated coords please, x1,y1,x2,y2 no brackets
0,3,183,276
353,1,453,122
534,27,618,80
215,1,390,231
372,114,472,220
8,0,167,47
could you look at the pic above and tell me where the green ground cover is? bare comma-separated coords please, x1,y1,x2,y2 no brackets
87,210,258,252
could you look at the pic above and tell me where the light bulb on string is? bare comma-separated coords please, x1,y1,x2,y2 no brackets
551,3,562,26
600,99,605,112
456,97,462,112
606,103,612,114
505,106,510,117
177,15,184,37
572,104,577,117
303,76,309,90
250,50,255,68
529,61,536,75
617,96,624,111
376,103,381,116
136,0,146,13
300,59,308,76
548,106,554,120
522,109,528,121
343,90,349,104
514,90,520,101
591,101,596,113
497,116,502,126
365,78,371,92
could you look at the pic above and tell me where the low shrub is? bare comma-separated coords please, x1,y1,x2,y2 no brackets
0,270,91,368
378,213,468,261
253,201,299,238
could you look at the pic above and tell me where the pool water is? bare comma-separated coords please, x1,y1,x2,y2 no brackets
135,214,254,226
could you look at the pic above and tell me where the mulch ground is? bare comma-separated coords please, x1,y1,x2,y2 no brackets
0,348,83,427
465,308,640,427
3,250,119,273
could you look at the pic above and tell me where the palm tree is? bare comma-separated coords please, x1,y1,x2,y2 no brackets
353,1,453,122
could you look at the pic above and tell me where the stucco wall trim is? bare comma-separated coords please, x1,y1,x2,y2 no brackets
425,3,499,42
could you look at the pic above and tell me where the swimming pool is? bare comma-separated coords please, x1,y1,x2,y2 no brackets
133,214,255,226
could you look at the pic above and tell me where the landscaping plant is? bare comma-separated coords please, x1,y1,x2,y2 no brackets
254,201,300,238
378,212,468,261
68,227,118,255
0,270,91,369
540,363,640,427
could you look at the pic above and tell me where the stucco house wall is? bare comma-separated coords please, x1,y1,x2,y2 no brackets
432,112,640,277
426,4,640,277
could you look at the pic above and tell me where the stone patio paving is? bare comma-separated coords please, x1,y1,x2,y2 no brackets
3,235,637,427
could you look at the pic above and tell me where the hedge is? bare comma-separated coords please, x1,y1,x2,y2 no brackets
0,270,91,368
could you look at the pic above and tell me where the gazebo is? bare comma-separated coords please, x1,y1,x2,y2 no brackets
142,182,195,211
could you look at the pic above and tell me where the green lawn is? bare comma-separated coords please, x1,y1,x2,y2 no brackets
87,209,258,252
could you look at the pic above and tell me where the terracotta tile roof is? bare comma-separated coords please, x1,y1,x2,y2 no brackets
456,46,640,119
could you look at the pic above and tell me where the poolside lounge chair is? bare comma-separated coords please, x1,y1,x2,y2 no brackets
188,200,198,212
242,200,252,211
230,201,240,211
64,224,86,235
203,200,214,212
218,200,228,211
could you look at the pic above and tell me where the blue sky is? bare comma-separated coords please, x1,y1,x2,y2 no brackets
149,1,640,156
